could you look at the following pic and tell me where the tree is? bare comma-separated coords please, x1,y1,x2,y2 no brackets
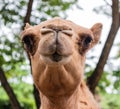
0,0,78,109
87,0,120,93
0,67,21,109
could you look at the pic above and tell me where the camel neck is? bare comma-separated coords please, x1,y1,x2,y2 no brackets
39,82,99,109
40,87,79,109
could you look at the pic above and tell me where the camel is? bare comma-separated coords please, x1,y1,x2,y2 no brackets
21,17,102,109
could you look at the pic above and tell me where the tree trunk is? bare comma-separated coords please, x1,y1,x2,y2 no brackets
0,1,35,109
23,0,41,108
0,67,21,109
87,0,120,93
24,0,33,25
33,84,41,109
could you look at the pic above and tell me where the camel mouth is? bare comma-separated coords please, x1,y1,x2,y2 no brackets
40,51,72,65
51,52,62,62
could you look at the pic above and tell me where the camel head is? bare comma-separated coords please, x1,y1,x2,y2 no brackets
21,17,102,98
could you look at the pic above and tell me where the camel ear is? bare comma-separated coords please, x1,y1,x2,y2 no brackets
21,24,39,56
90,23,103,45
78,23,102,55
21,33,37,55
24,23,31,30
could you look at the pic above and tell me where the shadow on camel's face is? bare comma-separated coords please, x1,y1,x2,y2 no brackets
21,17,102,66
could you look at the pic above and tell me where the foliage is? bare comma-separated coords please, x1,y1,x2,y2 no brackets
100,93,120,109
93,0,120,17
85,62,120,94
0,82,35,109
85,0,120,94
29,0,78,25
85,70,111,93
0,0,79,69
0,0,78,108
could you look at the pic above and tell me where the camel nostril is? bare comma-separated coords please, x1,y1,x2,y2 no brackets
42,26,46,28
41,28,53,35
62,30,73,37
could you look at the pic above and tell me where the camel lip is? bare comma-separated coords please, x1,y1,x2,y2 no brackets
40,51,71,64
40,50,71,58
51,52,62,62
40,52,63,62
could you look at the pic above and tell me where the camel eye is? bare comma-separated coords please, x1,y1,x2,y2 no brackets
84,36,93,46
78,34,93,47
77,34,93,55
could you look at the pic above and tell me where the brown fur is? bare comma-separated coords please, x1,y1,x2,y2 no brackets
21,17,102,109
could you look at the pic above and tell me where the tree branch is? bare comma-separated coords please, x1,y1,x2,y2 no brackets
23,0,33,27
87,0,120,93
33,84,41,109
0,67,21,109
0,1,34,108
22,0,41,108
104,0,111,6
119,12,120,25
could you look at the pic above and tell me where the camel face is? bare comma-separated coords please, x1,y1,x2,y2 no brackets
21,17,102,66
38,23,74,65
21,18,102,108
